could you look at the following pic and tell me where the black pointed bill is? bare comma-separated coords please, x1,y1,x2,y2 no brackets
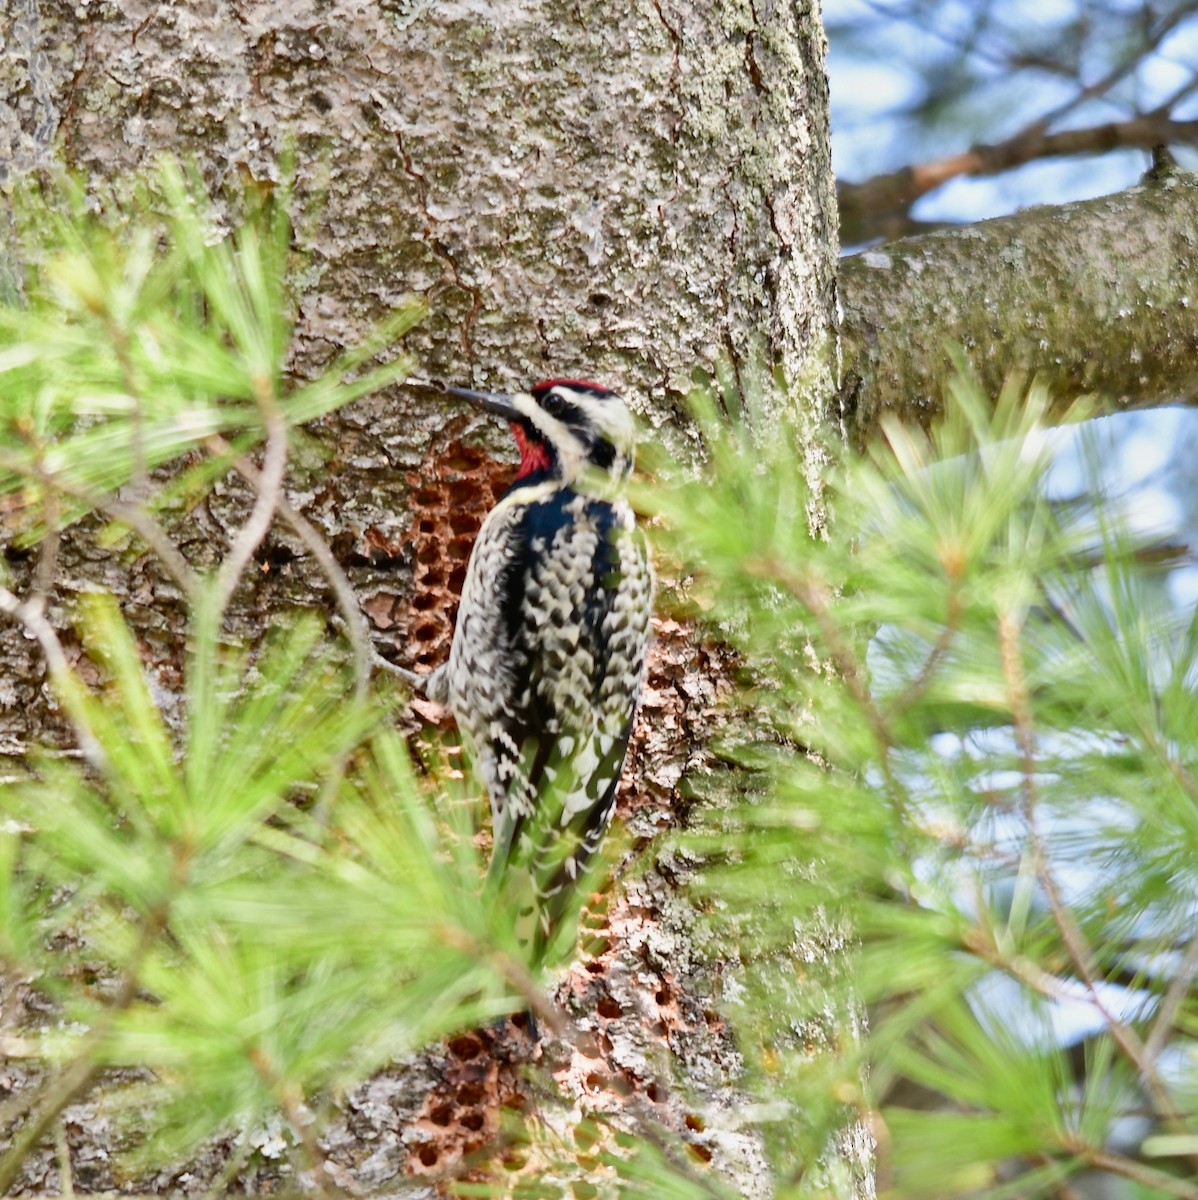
447,386,522,421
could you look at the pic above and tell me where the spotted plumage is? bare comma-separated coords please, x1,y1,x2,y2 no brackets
425,380,652,958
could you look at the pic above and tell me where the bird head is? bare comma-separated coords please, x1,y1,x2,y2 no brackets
448,378,636,490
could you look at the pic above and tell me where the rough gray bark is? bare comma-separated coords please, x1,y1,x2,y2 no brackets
0,1,850,1196
0,0,839,735
0,0,835,412
838,162,1198,443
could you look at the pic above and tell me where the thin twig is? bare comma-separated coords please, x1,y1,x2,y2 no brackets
107,319,149,502
997,608,1198,1172
213,392,288,617
1083,1146,1198,1200
207,433,372,701
1130,708,1198,818
964,926,1086,1008
0,448,197,596
1150,70,1198,119
28,485,60,622
1143,927,1198,1064
1038,5,1196,132
1040,865,1181,1122
436,924,567,1040
53,1120,74,1200
743,556,909,815
0,585,100,769
246,1046,340,1200
885,584,961,720
103,499,196,592
850,0,1011,72
997,610,1038,811
92,496,196,597
210,427,433,699
0,888,176,1194
1031,1152,1086,1200
838,114,1198,241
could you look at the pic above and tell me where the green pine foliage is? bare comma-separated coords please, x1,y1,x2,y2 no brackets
0,157,418,525
650,372,1198,1198
0,160,515,1189
0,161,1195,1199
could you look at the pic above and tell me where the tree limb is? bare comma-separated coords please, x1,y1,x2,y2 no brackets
838,166,1198,440
837,116,1198,245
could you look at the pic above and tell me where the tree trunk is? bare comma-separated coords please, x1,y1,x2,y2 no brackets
0,1,855,1195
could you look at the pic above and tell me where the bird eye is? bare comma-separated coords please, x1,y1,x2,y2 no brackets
541,391,567,417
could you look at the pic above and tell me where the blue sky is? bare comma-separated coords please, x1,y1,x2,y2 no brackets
824,0,1198,608
826,0,1198,222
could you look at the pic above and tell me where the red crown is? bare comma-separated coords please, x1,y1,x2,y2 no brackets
532,378,612,395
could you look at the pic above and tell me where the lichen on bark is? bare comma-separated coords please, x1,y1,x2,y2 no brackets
838,166,1198,443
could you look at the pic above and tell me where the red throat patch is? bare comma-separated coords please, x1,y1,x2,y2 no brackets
511,422,552,480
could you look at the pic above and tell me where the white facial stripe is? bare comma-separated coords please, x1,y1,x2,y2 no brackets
508,386,636,484
511,392,588,476
564,389,636,458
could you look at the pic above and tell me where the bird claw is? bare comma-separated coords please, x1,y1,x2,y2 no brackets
371,651,428,692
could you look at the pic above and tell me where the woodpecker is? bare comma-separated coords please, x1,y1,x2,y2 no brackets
424,379,652,959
